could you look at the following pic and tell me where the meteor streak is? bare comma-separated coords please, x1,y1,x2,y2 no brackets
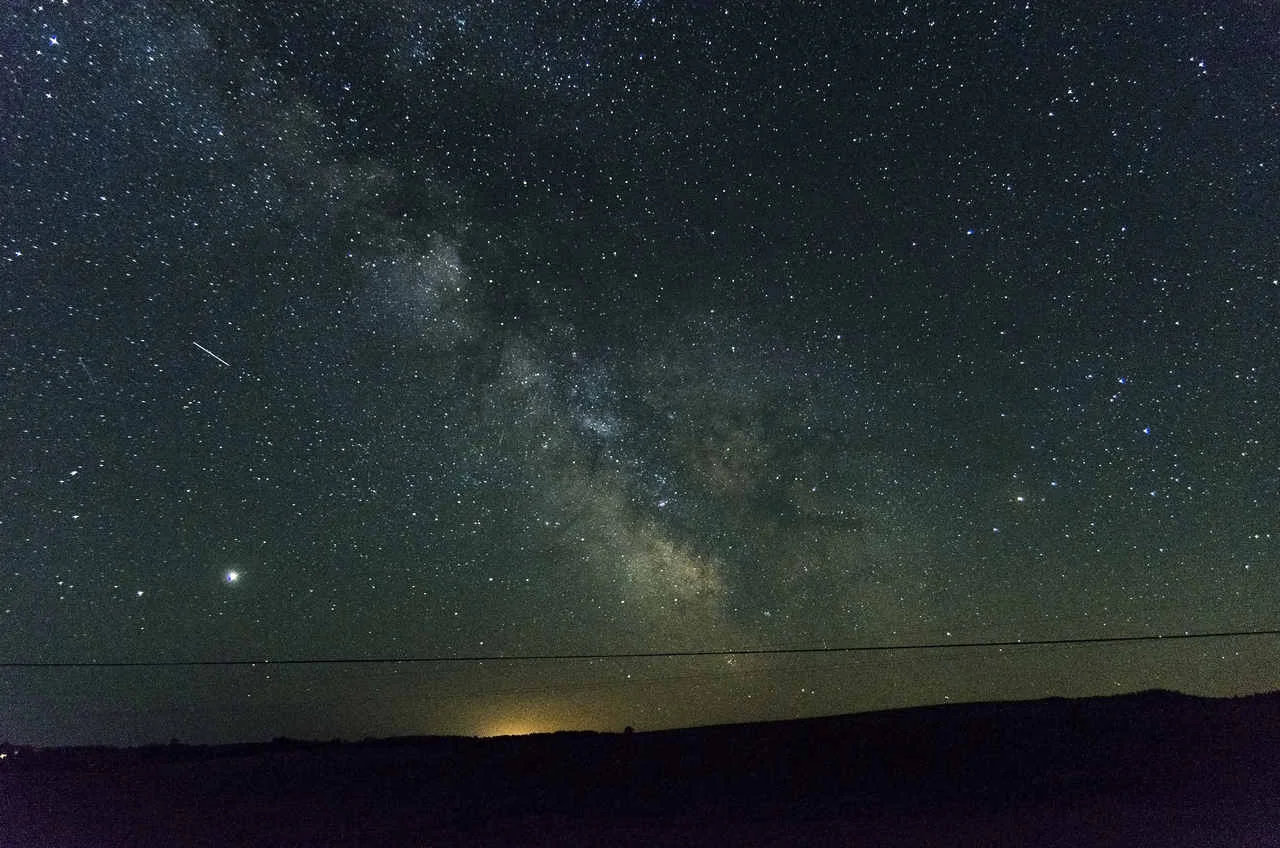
193,341,231,367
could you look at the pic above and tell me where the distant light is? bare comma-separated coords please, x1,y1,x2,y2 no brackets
225,570,240,583
481,718,552,737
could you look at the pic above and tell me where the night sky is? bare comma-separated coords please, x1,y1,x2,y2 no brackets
3,0,1278,746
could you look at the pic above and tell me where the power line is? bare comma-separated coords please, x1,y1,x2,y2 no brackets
3,627,1278,668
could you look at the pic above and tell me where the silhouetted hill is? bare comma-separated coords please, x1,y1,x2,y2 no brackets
4,690,1280,846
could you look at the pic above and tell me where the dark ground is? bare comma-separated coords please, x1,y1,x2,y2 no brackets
4,690,1280,847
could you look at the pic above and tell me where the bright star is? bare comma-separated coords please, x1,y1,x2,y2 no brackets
225,570,240,584
49,35,59,47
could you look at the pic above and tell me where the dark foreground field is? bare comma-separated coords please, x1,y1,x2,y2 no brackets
5,690,1280,847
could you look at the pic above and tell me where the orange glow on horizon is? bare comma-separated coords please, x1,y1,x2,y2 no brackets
473,701,603,737
479,717,557,737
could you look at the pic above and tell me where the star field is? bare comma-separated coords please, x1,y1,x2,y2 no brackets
1,0,1278,745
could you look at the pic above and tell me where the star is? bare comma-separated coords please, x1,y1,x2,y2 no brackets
224,570,240,584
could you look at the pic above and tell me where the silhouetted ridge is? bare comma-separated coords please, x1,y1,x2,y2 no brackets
6,691,1280,846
